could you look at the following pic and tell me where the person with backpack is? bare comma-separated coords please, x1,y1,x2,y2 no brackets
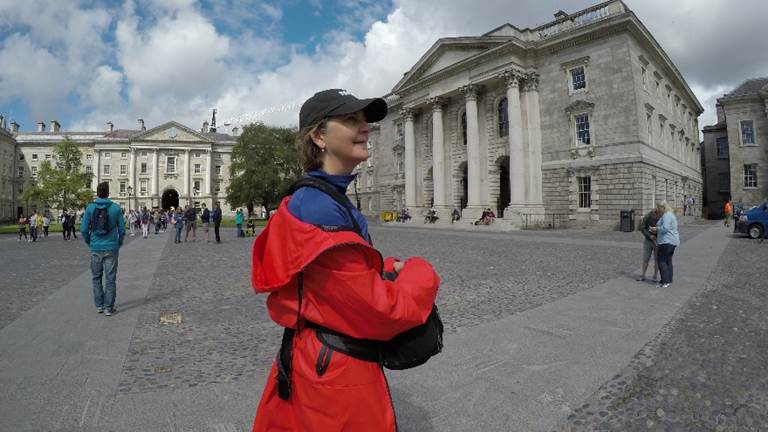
250,89,441,431
183,205,197,242
140,207,151,238
80,182,125,316
211,202,222,243
235,208,245,237
67,210,79,240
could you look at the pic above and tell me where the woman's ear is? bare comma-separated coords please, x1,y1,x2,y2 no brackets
310,126,325,150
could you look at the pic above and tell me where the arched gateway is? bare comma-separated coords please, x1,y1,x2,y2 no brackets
161,189,179,210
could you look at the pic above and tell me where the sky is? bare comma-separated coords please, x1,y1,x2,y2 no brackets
0,0,766,135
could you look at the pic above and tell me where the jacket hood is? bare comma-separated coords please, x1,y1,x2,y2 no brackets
251,196,381,293
94,197,114,208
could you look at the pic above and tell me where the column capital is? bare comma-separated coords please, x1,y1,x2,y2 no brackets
400,108,415,122
522,72,540,92
427,97,444,111
460,84,479,101
501,70,524,89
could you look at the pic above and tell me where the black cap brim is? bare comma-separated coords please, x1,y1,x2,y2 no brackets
327,97,388,123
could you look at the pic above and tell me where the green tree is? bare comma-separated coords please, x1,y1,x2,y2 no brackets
23,138,94,212
226,122,302,215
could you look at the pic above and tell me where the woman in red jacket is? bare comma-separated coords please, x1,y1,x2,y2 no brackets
251,89,440,431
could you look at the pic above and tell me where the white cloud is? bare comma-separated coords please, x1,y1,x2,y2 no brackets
84,66,125,108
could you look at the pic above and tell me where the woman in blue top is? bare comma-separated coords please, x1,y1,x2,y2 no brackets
651,201,679,288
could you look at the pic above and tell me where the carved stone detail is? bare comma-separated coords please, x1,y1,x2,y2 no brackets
460,84,479,101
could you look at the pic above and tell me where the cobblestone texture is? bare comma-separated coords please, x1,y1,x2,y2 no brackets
558,237,768,432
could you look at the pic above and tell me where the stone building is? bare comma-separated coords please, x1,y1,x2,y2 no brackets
711,78,768,209
701,103,731,218
0,116,17,221
4,118,237,220
359,0,703,227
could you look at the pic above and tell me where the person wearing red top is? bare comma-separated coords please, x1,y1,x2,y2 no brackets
251,89,441,431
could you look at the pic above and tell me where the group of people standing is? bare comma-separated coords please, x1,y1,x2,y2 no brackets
126,203,223,243
17,209,79,242
637,201,680,288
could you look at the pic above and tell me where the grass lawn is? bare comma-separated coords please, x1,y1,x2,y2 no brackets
0,218,268,235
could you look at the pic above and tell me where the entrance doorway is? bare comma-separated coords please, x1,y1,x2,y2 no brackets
161,189,179,210
497,156,510,218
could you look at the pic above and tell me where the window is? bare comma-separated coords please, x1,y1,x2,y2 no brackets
193,180,201,193
18,184,23,194
31,166,38,177
194,201,200,208
396,122,403,138
45,154,51,160
85,166,92,174
103,165,111,175
121,152,127,159
119,182,126,194
646,113,653,146
86,153,93,160
166,156,177,173
578,176,592,208
140,180,148,194
194,163,201,174
194,152,201,158
575,114,591,145
140,162,148,174
140,151,148,158
120,165,127,176
394,151,403,174
744,164,758,188
214,182,221,193
18,154,24,160
716,137,729,159
718,173,730,193
497,98,509,137
104,152,111,160
31,153,38,161
461,111,467,145
655,80,660,95
641,67,647,90
215,165,222,175
740,120,755,145
570,66,587,92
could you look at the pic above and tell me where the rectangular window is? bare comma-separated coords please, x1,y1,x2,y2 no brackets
570,66,586,91
194,152,201,158
104,152,111,160
718,173,730,193
646,114,653,146
120,182,126,194
18,184,23,194
716,137,729,159
194,163,201,174
140,162,147,174
103,165,111,176
85,166,92,174
740,120,755,145
166,156,177,173
578,176,592,209
121,152,127,159
45,154,51,160
575,114,591,145
744,164,758,188
641,67,647,90
120,164,127,176
86,153,93,160
31,166,38,177
19,154,24,160
215,165,222,175
140,180,148,194
32,153,38,161
193,180,201,192
139,151,148,158
214,182,221,193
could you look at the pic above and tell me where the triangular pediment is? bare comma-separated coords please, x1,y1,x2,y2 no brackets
132,121,211,142
392,37,511,93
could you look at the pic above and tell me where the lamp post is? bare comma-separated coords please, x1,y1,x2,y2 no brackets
127,186,133,214
354,175,361,210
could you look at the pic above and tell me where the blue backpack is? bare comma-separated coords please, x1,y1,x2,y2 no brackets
89,203,113,236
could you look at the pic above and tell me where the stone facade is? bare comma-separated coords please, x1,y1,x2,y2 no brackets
0,119,17,222
717,78,768,207
4,120,236,220
701,103,731,218
361,0,703,228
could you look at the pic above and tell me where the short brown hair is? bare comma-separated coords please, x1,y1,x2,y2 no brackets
297,119,328,173
96,181,109,198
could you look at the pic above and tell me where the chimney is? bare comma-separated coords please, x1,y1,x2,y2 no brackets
11,121,19,133
106,121,114,132
37,121,46,132
202,121,209,133
232,127,238,136
715,103,725,123
51,120,61,132
137,118,145,131
0,115,4,130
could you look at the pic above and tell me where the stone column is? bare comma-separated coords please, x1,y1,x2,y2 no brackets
151,150,158,196
184,149,191,201
523,73,544,213
402,108,417,209
128,148,136,193
205,149,212,195
429,97,446,208
92,150,100,190
503,70,527,215
461,84,481,210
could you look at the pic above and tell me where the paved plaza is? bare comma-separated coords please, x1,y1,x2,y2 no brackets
0,222,766,431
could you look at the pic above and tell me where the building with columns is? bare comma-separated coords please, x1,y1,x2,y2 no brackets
4,119,237,220
359,0,704,227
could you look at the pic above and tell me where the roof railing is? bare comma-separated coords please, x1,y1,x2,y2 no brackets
535,0,626,40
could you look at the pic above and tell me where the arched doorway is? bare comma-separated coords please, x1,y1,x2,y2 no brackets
497,156,510,218
161,189,179,210
457,162,468,209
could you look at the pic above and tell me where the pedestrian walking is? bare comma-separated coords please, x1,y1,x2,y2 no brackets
173,207,185,243
128,210,137,236
636,206,661,282
651,200,679,289
80,182,125,316
183,205,197,242
140,207,150,238
211,202,222,243
68,210,78,240
723,200,732,227
29,210,38,242
200,203,211,242
235,208,245,237
18,214,29,241
42,214,50,237
250,89,441,431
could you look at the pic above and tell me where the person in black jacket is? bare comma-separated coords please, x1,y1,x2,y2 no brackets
211,202,222,243
200,202,211,243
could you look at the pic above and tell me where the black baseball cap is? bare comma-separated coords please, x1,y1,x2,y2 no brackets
299,89,388,129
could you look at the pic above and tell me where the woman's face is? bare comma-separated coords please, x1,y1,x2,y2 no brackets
314,111,371,173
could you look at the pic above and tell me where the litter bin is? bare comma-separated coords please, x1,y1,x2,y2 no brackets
620,209,635,232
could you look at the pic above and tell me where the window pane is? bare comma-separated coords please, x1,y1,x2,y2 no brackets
741,120,755,144
576,114,591,145
497,98,508,137
718,173,730,192
578,176,592,208
744,164,758,188
716,137,729,158
571,66,586,90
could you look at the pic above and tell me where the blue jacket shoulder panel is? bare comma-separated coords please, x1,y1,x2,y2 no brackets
81,198,125,251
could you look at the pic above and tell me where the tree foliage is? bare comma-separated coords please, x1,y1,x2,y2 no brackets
226,122,302,214
23,138,94,211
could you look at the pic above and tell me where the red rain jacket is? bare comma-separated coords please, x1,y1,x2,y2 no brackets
251,197,440,431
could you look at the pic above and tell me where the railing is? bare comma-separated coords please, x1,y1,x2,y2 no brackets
522,213,571,230
536,1,625,40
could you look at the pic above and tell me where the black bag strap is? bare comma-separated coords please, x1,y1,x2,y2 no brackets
287,176,362,236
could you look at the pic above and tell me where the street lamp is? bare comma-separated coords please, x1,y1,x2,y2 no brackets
127,186,133,214
354,174,361,210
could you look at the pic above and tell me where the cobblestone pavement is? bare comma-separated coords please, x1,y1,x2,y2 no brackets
0,232,135,330
559,235,768,432
114,224,711,394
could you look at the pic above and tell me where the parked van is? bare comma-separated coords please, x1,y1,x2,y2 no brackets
735,201,768,239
